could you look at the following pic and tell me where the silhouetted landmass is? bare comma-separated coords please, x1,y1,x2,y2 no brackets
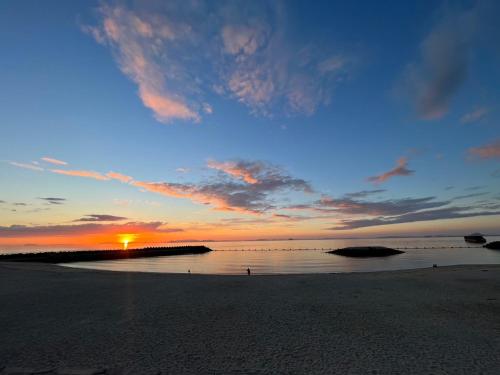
484,241,500,250
0,246,212,263
328,246,404,257
464,234,487,244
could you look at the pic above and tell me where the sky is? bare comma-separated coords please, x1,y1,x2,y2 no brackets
1,0,499,248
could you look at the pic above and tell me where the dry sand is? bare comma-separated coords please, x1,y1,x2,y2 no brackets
1,262,499,374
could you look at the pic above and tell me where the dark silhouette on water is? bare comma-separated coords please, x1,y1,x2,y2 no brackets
328,246,404,257
247,267,251,275
484,241,500,250
464,233,487,244
0,246,212,263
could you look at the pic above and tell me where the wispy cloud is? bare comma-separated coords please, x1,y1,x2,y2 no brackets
9,161,44,171
0,221,182,238
83,2,352,122
469,139,500,159
106,171,133,183
460,107,489,124
85,5,200,123
50,169,110,181
41,157,68,166
207,159,263,184
330,206,500,230
317,196,448,216
39,197,66,205
401,5,477,119
133,159,312,213
367,158,414,184
74,214,128,222
343,189,386,199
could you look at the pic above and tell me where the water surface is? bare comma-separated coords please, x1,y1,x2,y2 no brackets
61,237,500,274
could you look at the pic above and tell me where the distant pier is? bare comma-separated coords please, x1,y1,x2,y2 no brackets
0,246,212,263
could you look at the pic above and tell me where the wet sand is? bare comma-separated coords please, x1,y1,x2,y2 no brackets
1,262,499,374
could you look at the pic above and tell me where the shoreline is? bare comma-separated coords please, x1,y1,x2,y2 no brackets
1,262,499,374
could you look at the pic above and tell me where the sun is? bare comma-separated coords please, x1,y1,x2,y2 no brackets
118,234,136,250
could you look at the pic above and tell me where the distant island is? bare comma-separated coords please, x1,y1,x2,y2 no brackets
0,246,212,263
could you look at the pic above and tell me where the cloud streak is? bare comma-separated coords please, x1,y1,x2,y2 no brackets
50,169,110,181
74,214,128,222
402,5,477,119
9,161,44,171
461,107,489,124
469,139,500,160
41,157,68,166
367,158,414,184
0,221,183,238
39,197,66,205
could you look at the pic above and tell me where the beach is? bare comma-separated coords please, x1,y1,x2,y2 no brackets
1,263,499,374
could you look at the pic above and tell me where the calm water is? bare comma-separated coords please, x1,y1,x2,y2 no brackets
53,236,500,274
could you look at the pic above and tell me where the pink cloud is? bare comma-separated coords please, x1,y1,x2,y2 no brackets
367,157,415,184
41,157,68,166
86,5,200,123
50,169,110,181
106,171,133,183
207,160,260,184
469,139,500,159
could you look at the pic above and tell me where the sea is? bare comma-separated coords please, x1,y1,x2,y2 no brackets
3,236,499,275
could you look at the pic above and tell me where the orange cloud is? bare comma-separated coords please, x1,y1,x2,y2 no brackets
50,169,110,181
140,89,200,123
41,157,68,166
207,160,260,184
367,157,414,184
106,171,133,183
87,5,200,123
469,139,500,159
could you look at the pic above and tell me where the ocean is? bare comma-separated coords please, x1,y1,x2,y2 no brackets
44,236,500,274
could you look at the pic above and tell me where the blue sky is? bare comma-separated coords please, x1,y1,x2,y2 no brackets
1,0,499,245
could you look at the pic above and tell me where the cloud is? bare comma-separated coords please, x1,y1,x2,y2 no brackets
84,2,352,122
469,139,500,159
452,192,488,200
330,206,500,230
133,159,312,213
343,189,386,199
9,161,44,171
41,157,68,166
13,202,28,206
86,5,200,123
74,214,128,222
402,6,477,119
317,196,449,217
50,169,110,181
0,221,183,238
39,197,66,205
207,159,263,184
460,107,489,124
367,158,414,184
176,167,190,173
106,171,133,183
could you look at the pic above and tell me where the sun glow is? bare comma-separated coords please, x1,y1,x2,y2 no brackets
118,234,136,250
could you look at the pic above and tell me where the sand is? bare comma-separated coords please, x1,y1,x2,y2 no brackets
1,262,499,374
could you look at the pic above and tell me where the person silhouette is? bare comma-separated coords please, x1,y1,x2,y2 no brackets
247,267,251,276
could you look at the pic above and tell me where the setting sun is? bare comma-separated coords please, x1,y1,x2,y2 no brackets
118,234,137,250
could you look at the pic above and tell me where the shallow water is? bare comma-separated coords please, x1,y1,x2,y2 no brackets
61,236,500,274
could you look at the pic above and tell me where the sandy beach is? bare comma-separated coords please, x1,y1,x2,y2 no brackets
1,263,499,374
